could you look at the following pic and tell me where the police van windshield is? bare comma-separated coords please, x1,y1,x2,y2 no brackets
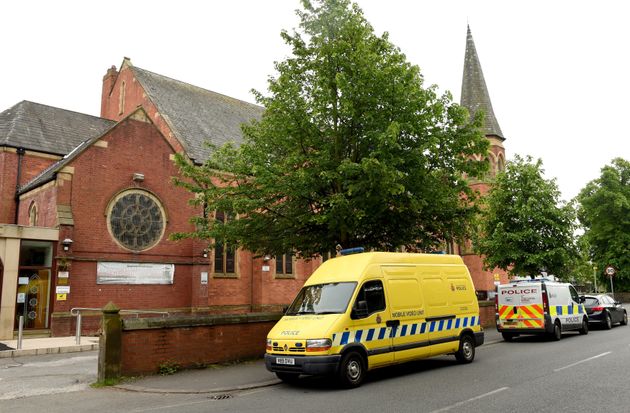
285,282,357,315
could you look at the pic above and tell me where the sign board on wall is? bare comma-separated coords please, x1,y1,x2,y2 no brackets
97,262,175,285
56,286,70,294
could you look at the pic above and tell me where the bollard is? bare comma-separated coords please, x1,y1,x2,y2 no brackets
17,316,24,350
76,313,82,345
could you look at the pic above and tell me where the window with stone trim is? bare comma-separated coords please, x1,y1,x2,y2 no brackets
106,189,166,251
213,211,236,277
275,252,294,278
28,202,38,226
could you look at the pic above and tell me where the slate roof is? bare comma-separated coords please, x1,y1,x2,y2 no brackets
460,26,504,140
130,65,264,163
0,101,114,155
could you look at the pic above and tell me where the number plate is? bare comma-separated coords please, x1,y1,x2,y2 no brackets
276,357,295,366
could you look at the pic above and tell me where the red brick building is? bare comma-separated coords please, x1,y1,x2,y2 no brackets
0,27,506,339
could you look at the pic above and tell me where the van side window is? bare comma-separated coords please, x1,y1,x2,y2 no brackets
354,280,385,317
569,286,580,303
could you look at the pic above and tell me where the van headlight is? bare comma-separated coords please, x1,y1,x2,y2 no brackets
266,339,272,351
306,338,332,352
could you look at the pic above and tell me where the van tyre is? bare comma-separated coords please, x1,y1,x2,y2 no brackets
605,312,613,330
455,334,475,363
338,351,366,388
276,372,300,384
502,332,515,342
550,321,562,341
579,317,589,335
621,311,628,326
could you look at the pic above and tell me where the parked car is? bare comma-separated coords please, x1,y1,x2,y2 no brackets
581,294,627,329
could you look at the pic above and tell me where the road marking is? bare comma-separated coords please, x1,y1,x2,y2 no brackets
0,383,89,400
429,387,509,413
553,352,611,372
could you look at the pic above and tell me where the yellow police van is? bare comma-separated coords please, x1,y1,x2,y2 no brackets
264,250,484,387
496,279,588,341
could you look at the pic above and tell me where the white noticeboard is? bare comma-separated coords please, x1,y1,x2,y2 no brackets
17,293,26,303
200,272,208,285
97,262,175,285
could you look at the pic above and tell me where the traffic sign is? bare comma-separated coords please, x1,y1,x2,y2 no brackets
605,265,616,277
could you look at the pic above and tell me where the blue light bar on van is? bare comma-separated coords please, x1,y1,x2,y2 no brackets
340,247,364,256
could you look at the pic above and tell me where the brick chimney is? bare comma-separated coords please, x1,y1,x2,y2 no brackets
100,65,118,119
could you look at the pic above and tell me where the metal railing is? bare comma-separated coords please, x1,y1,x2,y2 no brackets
70,307,169,345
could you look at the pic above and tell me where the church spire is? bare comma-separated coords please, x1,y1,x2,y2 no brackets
460,25,504,140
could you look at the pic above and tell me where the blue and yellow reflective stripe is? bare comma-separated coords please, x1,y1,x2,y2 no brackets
332,315,479,347
549,304,585,316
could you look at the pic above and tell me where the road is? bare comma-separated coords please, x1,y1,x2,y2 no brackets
1,323,629,413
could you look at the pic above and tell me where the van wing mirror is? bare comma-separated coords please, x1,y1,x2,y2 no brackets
352,300,369,319
579,296,585,303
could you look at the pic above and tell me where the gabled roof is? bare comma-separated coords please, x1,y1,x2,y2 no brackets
0,101,114,155
129,64,264,163
460,26,504,140
18,108,157,195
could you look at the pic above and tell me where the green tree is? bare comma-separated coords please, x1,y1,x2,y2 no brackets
172,0,488,257
577,158,630,291
474,155,577,279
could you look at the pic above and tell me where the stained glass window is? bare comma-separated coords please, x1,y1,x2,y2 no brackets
108,190,165,251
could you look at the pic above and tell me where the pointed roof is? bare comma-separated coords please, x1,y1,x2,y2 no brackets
18,107,161,195
460,26,504,140
0,101,114,155
128,63,264,163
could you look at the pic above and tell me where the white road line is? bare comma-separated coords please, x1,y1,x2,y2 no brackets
553,352,612,372
429,387,509,413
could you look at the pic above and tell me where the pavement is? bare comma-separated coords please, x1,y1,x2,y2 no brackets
0,327,503,394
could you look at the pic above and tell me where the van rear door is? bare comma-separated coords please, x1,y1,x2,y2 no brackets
497,284,545,330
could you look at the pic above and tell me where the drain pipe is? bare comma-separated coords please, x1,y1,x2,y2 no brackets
14,147,26,224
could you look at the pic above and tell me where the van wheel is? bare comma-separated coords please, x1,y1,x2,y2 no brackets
621,311,628,326
579,318,589,335
455,334,475,363
502,332,515,342
337,351,366,388
604,312,613,330
276,372,300,384
550,321,562,341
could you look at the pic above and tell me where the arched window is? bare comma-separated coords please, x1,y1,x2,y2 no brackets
118,81,126,115
497,155,505,172
28,202,38,226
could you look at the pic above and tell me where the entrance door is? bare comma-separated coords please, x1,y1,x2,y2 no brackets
14,241,52,330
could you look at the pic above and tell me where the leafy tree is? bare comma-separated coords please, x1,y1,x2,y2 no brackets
474,155,577,279
577,158,630,291
172,0,489,257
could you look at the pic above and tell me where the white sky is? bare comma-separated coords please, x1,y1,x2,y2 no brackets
2,0,628,202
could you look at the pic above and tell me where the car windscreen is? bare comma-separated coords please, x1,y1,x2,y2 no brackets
583,297,599,306
285,282,357,315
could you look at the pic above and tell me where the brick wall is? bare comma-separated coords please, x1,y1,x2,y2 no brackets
478,300,495,328
119,313,281,376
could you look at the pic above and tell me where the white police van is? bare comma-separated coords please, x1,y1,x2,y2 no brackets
496,279,588,341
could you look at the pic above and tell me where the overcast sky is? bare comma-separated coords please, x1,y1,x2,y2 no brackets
2,0,628,202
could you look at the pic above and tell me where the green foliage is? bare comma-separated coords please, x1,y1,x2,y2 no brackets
172,0,488,257
577,158,630,291
475,155,577,278
158,360,180,376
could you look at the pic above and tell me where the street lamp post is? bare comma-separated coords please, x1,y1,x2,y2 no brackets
593,266,598,293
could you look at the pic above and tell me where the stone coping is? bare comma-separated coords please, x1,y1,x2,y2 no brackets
122,312,282,331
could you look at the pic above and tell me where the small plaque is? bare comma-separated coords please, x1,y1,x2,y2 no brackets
19,277,29,285
200,272,208,285
56,285,70,294
58,271,69,278
56,294,67,301
17,293,26,303
262,265,270,272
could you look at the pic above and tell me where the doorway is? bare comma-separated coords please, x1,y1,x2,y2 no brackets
14,241,53,330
